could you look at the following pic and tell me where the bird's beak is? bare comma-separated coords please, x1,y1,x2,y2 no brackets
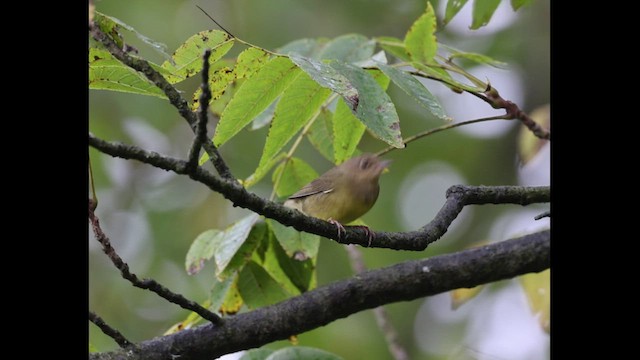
378,159,392,173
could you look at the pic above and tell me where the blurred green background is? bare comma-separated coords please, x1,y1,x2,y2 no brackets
89,0,550,359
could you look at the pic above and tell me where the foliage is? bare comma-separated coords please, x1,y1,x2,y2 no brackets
89,1,546,357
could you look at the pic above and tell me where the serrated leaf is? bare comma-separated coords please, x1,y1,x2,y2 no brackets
306,108,334,161
214,214,260,276
238,261,292,309
511,0,532,11
214,57,302,147
376,62,450,121
220,275,244,315
444,0,470,25
333,98,366,164
257,74,331,177
272,158,319,198
376,36,411,62
329,61,404,149
244,152,287,188
161,30,234,83
518,104,550,165
191,60,237,111
404,2,438,64
265,347,344,360
316,34,376,62
89,48,167,98
236,47,270,80
520,269,550,333
239,349,275,360
217,221,268,280
185,229,224,275
267,219,320,259
451,285,484,310
471,0,502,30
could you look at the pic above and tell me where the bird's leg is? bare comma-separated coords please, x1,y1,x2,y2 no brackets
352,225,375,247
327,218,346,240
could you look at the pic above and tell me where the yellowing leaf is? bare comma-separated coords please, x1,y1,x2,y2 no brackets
404,2,437,64
518,104,550,165
520,269,550,333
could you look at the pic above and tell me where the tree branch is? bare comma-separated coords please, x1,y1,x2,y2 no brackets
89,311,133,349
88,21,234,180
186,49,213,172
88,199,223,325
485,85,550,140
88,133,550,250
90,229,550,360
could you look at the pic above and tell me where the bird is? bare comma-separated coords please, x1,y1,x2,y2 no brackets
284,153,390,246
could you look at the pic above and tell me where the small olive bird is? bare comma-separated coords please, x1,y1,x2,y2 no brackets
284,153,390,246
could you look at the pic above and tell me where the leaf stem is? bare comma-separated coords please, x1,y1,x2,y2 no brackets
375,115,510,157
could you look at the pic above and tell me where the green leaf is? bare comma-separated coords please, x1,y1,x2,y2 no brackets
220,275,244,315
209,276,235,315
191,59,237,111
440,44,508,69
244,152,287,188
256,73,331,178
94,11,171,61
238,261,292,309
329,61,404,149
251,99,277,130
376,36,411,62
333,98,366,164
161,30,234,83
444,0,470,25
214,214,261,276
235,47,270,80
316,34,376,62
511,0,532,11
89,48,167,98
239,349,275,360
214,57,302,147
471,0,502,30
289,55,356,100
272,157,319,198
267,219,321,260
412,62,483,93
278,38,329,59
375,62,450,121
217,221,268,280
306,108,335,161
520,269,550,333
265,347,344,360
404,2,438,64
185,229,223,275
89,343,99,353
253,234,315,295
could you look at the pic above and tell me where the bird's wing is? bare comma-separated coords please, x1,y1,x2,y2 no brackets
287,177,334,199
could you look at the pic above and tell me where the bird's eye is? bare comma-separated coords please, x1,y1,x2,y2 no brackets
359,157,371,169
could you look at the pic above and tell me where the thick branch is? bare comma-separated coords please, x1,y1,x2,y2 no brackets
90,230,550,360
88,22,234,180
88,134,550,250
89,199,222,325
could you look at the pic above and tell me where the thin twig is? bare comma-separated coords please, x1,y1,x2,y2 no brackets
485,85,551,140
196,5,235,38
89,156,98,207
535,211,550,220
89,310,133,349
88,22,235,180
88,200,223,324
345,245,410,360
88,133,550,250
375,115,509,157
186,49,213,171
